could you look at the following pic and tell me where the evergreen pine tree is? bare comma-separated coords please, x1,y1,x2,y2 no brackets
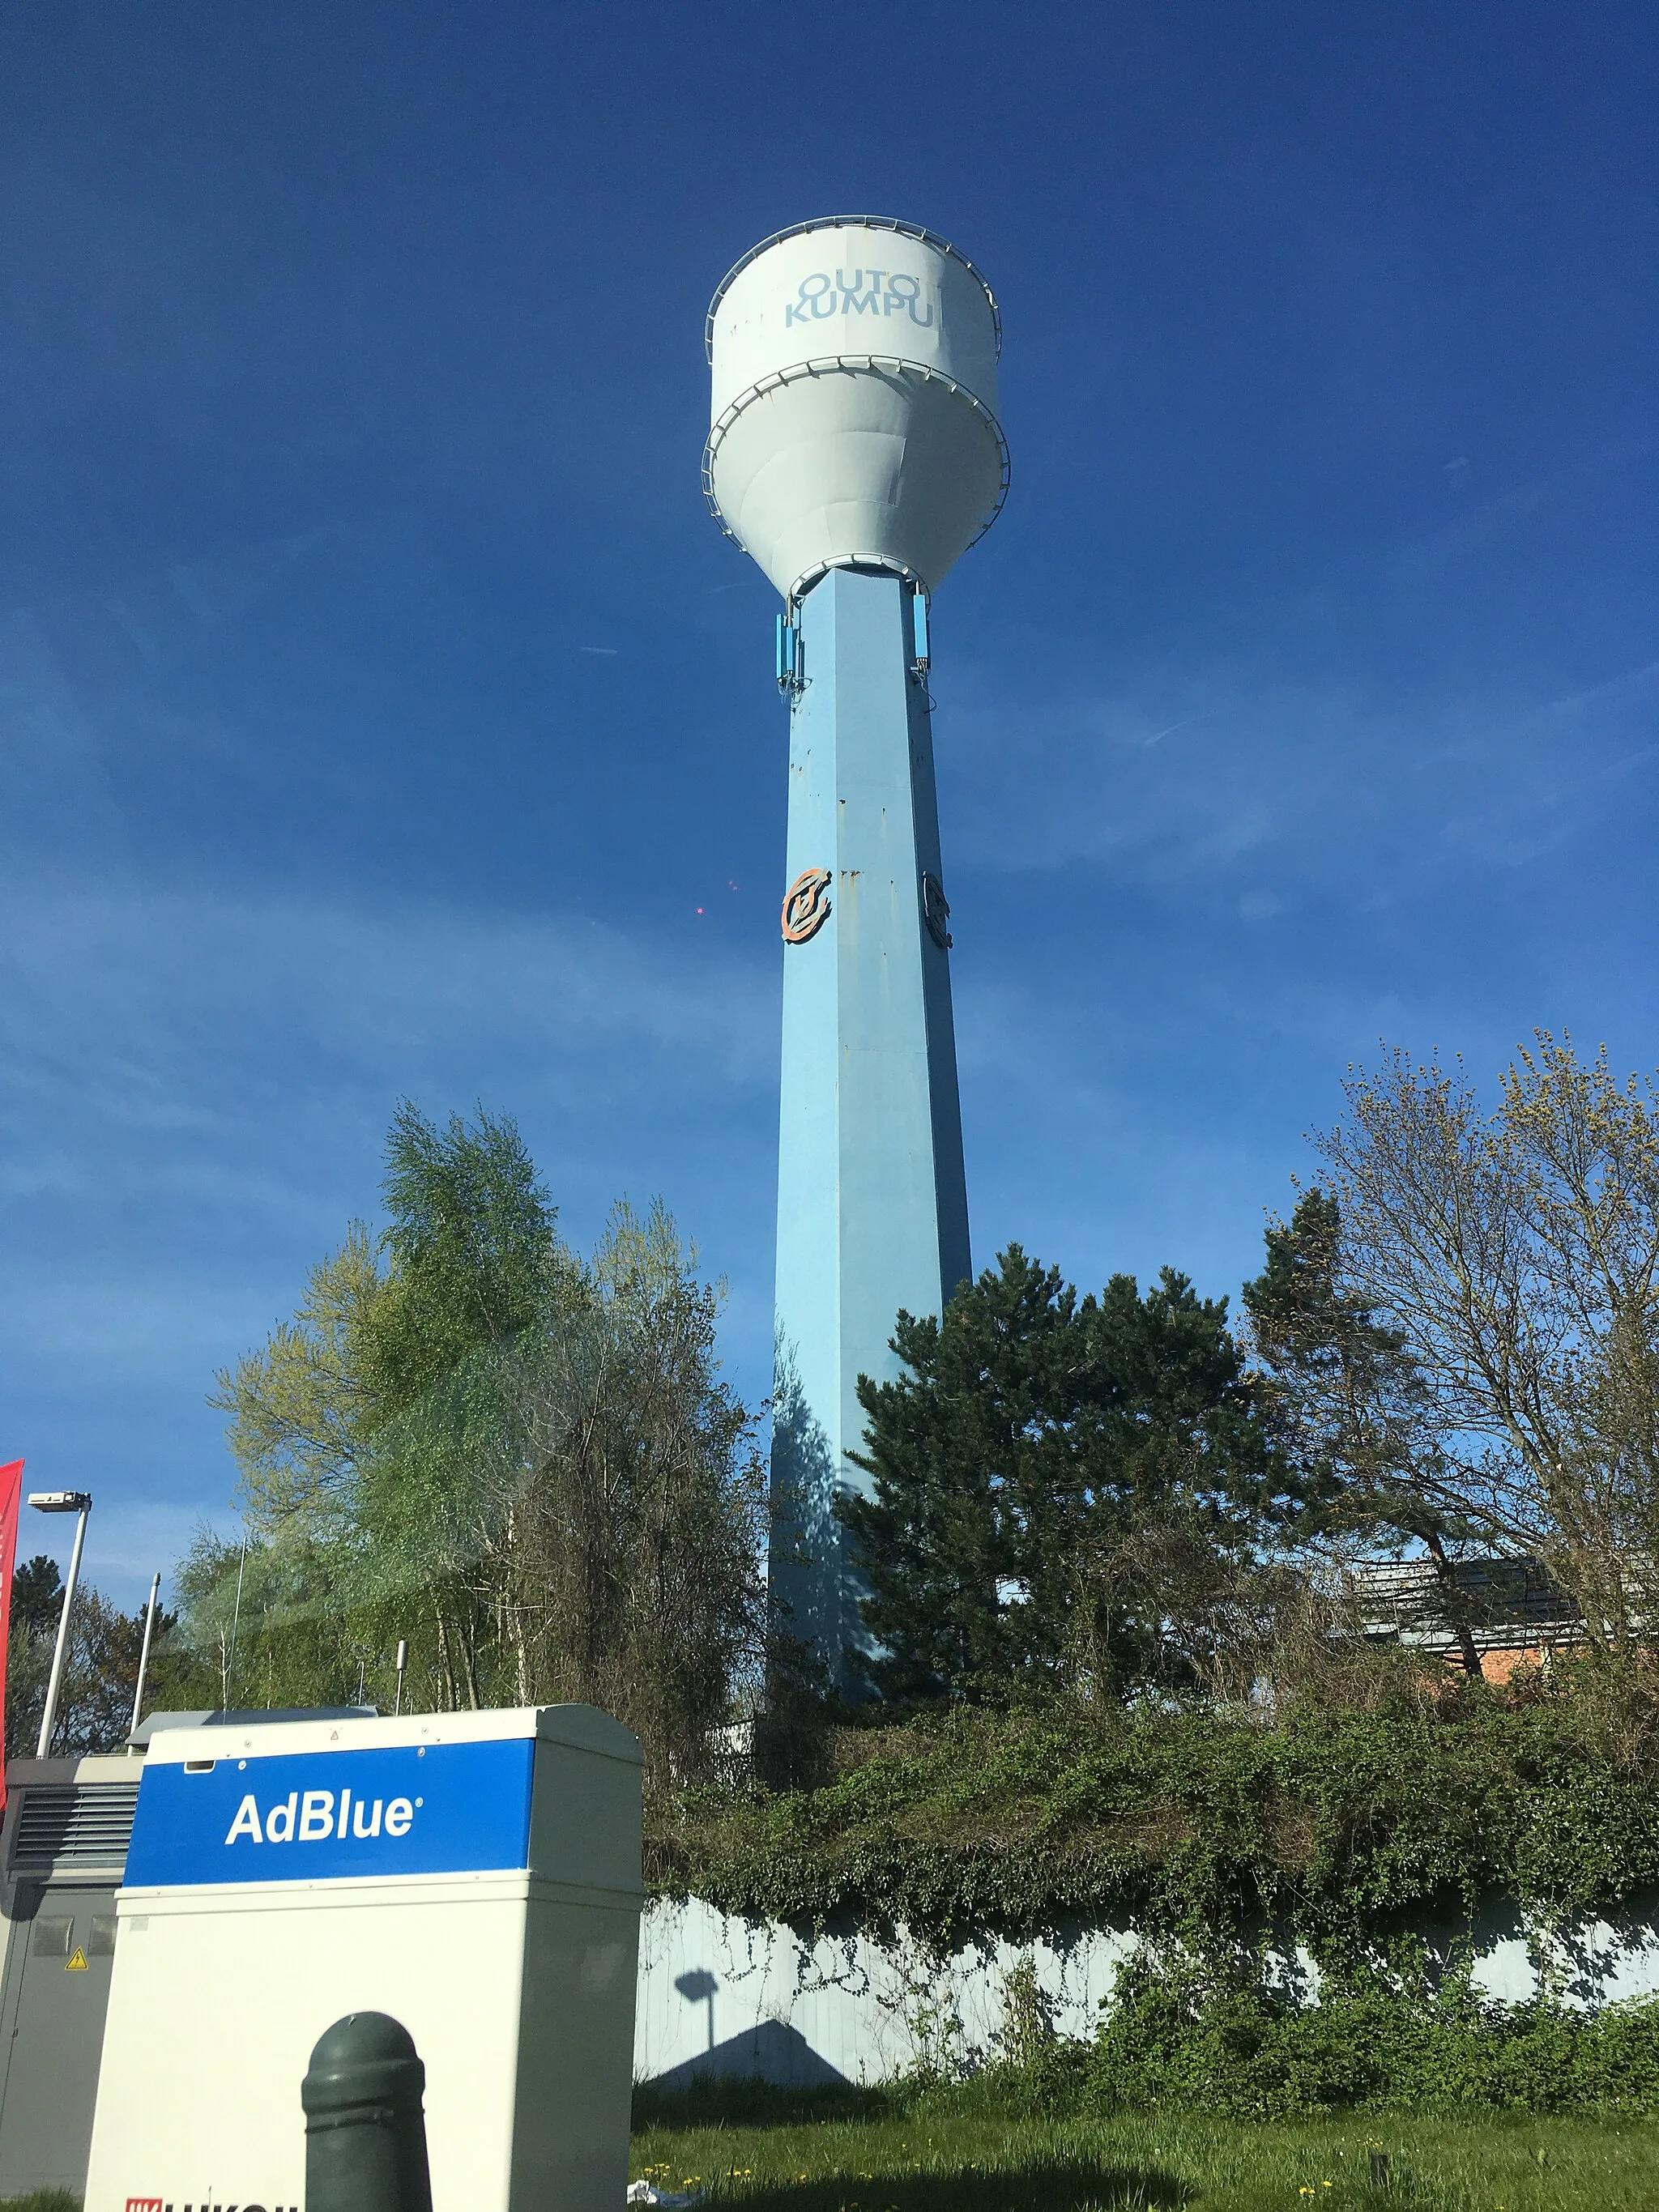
1242,1187,1486,1674
837,1246,1284,1699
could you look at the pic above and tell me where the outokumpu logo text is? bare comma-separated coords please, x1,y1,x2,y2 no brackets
222,1784,422,1847
785,270,935,328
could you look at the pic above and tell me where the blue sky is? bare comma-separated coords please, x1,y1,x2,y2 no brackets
2,2,1654,1606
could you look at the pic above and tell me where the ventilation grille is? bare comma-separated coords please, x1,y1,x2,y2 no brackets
10,1784,139,1871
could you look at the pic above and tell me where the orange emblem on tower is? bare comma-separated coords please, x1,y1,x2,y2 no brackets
781,867,832,944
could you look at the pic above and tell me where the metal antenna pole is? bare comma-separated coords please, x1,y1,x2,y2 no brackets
394,1639,408,1716
36,1497,91,1760
224,1536,247,1708
128,1571,162,1748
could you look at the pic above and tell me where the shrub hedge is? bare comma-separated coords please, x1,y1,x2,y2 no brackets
646,1664,1659,2109
653,1668,1659,1962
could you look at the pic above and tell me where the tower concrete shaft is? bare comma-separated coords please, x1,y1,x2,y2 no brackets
770,567,970,1683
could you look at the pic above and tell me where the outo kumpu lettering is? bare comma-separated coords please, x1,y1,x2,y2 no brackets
784,271,936,327
223,1786,420,1846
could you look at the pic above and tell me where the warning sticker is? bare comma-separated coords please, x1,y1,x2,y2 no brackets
65,1947,87,1971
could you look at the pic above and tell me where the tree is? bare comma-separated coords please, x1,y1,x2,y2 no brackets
11,1554,63,1643
1309,1035,1659,1652
835,1247,1074,1697
193,1103,766,1785
213,1102,568,1530
836,1245,1292,1701
6,1555,60,1758
1243,1188,1488,1676
360,1098,574,1418
6,1557,162,1760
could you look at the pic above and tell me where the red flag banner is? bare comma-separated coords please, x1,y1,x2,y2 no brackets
0,1460,23,1810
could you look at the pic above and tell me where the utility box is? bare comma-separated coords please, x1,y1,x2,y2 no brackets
0,1754,143,2199
83,1705,643,2212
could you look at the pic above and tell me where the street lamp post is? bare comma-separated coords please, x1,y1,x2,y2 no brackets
129,1571,162,1749
29,1490,92,1761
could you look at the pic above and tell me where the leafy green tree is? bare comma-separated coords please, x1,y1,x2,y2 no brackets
836,1246,1290,1701
360,1099,574,1417
6,1557,164,1759
190,1102,765,1784
214,1105,568,1528
148,1529,352,1715
6,1555,59,1758
11,1555,63,1642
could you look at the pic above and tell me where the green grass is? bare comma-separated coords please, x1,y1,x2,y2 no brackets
630,2081,1659,2212
0,2193,80,2211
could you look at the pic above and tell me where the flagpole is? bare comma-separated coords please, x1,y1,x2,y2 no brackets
128,1572,162,1747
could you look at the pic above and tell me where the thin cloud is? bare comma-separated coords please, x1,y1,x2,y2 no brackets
939,647,1657,910
0,876,782,1592
0,876,776,1161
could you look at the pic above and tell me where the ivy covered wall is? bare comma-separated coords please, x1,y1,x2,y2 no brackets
648,1681,1659,1980
640,1681,1659,2107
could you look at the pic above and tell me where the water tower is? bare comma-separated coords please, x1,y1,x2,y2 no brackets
706,217,1008,1682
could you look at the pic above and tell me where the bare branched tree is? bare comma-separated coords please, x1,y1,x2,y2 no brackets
1314,1034,1659,1647
1064,1512,1318,1709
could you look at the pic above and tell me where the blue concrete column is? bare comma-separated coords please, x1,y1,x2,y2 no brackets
770,567,971,1685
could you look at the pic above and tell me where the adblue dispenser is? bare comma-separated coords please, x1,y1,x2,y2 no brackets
83,1706,642,2212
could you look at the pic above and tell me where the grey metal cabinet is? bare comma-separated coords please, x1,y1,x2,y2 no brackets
0,1761,139,2198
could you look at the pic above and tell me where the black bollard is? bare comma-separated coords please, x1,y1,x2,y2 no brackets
303,2010,435,2212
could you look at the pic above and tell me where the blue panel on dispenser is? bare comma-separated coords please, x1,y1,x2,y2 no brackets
123,1738,535,1886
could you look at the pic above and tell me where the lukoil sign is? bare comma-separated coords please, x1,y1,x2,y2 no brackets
126,2194,294,2210
122,1736,535,1886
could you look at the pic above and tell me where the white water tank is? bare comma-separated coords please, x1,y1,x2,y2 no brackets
706,216,1007,602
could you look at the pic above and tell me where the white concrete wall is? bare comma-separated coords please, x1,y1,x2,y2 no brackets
634,1896,1659,2089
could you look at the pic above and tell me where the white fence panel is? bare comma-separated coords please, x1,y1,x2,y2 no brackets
635,1897,1659,2090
